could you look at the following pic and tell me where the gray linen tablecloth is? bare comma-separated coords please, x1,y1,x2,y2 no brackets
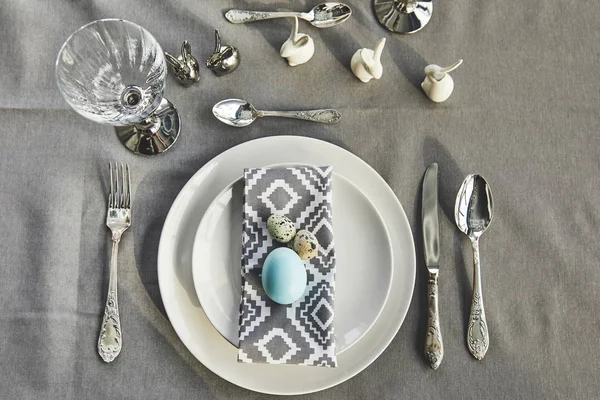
1,0,599,398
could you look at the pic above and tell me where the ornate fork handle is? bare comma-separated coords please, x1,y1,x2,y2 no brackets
425,271,443,369
259,109,342,124
98,237,122,362
467,239,489,360
225,10,308,23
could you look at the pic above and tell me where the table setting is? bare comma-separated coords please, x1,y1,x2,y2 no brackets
2,0,600,398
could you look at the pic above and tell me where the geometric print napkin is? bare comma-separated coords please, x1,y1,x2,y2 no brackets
238,166,337,367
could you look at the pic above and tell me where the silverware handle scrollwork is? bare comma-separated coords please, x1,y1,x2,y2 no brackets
259,109,342,124
467,239,489,360
225,10,305,23
97,238,122,362
425,271,443,369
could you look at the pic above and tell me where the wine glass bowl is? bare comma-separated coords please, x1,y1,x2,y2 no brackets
56,19,180,155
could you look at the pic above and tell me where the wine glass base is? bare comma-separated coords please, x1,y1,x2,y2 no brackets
373,0,433,34
115,98,181,156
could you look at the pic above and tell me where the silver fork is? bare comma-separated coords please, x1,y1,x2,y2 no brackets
98,163,131,363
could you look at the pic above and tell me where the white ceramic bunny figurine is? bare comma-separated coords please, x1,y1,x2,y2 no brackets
421,59,463,102
350,38,386,83
280,17,315,66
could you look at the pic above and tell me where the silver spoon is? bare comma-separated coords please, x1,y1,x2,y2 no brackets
454,174,494,360
212,99,342,127
225,2,352,28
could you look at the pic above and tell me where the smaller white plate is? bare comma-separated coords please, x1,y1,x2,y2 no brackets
192,172,393,353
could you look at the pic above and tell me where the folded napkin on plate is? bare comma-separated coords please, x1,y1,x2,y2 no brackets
238,166,337,367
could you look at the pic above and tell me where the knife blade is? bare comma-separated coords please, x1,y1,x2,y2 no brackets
422,163,443,369
423,164,440,270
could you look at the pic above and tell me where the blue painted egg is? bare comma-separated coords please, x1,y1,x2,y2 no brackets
261,247,307,305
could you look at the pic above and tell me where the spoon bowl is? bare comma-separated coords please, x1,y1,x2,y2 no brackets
213,99,257,127
309,3,353,28
455,174,494,240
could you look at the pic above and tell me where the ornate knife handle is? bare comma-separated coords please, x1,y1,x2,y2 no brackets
425,272,443,369
97,239,122,362
259,109,342,124
467,239,489,360
225,10,305,23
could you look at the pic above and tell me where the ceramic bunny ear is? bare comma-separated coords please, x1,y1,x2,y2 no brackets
438,59,463,75
290,16,301,44
373,38,386,62
358,38,385,70
425,59,463,81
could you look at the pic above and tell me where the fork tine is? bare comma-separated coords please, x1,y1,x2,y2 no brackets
125,163,131,208
120,163,126,208
115,162,121,209
109,162,114,208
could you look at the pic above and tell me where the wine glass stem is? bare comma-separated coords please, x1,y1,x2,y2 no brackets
136,115,162,136
121,85,144,108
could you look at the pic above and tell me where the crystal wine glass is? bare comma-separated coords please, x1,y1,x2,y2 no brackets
56,19,180,155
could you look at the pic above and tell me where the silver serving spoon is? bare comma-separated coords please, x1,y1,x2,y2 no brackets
212,99,342,127
225,3,352,28
454,174,494,360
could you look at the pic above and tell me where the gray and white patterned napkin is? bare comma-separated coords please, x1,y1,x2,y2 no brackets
238,166,337,367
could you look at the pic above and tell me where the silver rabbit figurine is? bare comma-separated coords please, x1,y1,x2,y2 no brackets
206,30,240,76
165,41,200,86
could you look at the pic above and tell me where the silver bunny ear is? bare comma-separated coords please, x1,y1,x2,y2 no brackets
181,40,192,62
164,52,182,70
214,30,221,52
166,41,200,86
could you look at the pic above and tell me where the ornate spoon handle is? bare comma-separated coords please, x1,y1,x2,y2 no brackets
259,109,342,124
467,239,489,360
225,10,307,23
97,239,122,362
425,271,443,369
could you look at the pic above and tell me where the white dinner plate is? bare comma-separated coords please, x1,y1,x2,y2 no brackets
191,171,393,353
157,136,415,395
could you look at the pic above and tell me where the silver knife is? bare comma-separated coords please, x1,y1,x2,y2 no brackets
422,163,443,369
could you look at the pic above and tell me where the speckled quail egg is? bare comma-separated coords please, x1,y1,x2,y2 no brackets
267,214,297,243
293,229,319,260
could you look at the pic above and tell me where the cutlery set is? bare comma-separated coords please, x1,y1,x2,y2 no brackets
421,163,494,369
72,5,487,372
96,161,495,368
